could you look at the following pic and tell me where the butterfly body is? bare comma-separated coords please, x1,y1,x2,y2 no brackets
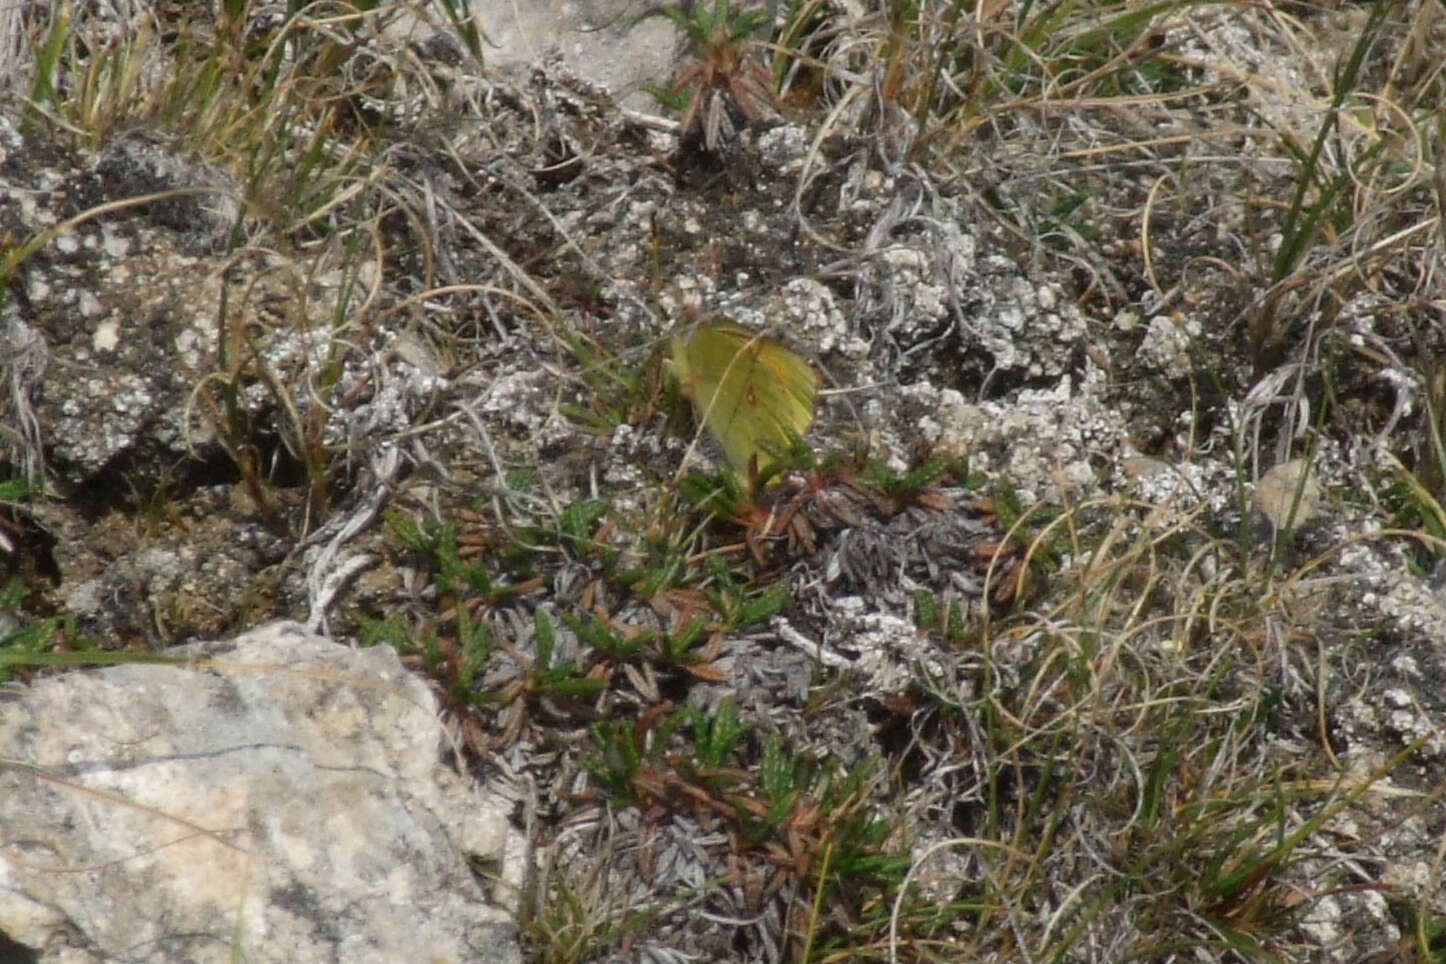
669,321,819,478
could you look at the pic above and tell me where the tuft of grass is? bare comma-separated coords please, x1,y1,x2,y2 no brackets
583,695,909,957
654,0,778,151
1250,0,1399,373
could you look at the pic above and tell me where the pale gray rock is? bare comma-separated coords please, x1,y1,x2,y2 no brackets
0,622,518,964
376,0,686,111
468,1,683,111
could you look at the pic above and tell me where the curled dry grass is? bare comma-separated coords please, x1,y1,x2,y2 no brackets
865,481,1443,960
12,0,572,538
787,0,1446,392
7,0,1446,961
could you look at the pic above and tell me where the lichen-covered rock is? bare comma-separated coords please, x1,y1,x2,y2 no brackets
0,622,519,964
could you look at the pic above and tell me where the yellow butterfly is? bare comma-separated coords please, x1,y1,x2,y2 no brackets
668,321,819,480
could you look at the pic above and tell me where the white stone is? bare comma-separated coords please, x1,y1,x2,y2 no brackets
0,622,518,963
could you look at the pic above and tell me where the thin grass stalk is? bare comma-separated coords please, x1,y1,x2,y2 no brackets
1270,0,1395,284
25,0,70,129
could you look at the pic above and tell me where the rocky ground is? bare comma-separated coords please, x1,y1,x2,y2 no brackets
2,0,1446,961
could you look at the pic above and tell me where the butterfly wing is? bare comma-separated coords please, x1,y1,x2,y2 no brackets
674,322,818,476
746,331,818,465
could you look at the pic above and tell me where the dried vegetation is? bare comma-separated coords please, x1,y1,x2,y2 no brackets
3,0,1446,961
